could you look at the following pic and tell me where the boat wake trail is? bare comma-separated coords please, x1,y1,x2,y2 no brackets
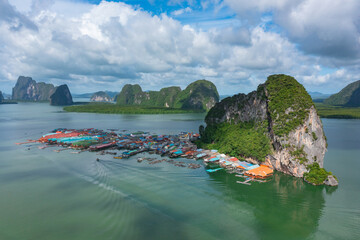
49,156,175,220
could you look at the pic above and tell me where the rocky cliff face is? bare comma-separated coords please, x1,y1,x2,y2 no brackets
50,85,73,106
269,106,326,177
115,80,219,111
203,74,330,180
205,90,267,125
90,91,112,102
0,91,3,103
12,76,55,101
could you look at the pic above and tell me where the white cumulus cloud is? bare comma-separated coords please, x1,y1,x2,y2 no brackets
0,0,358,95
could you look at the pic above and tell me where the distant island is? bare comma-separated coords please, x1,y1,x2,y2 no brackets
197,74,337,186
64,80,219,114
90,91,113,102
115,80,219,111
308,91,332,101
12,76,73,106
0,90,17,104
12,76,55,102
50,85,73,106
316,80,360,119
7,75,360,120
73,91,119,99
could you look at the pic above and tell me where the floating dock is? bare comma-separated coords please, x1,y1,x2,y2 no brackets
20,128,273,184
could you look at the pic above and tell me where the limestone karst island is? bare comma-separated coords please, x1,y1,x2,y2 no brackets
1,1,360,239
10,74,338,186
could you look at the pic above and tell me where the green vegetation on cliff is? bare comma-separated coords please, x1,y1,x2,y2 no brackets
197,74,333,185
199,74,322,163
64,103,203,114
139,87,181,107
197,121,271,161
303,163,337,185
323,80,360,106
174,80,219,110
116,84,143,105
290,146,308,164
204,94,237,122
115,80,218,111
266,74,314,136
158,87,182,107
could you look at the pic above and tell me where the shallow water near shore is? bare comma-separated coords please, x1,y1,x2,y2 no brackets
0,102,359,240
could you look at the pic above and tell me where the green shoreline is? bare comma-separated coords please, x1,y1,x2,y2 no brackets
315,103,360,119
63,103,205,114
63,102,360,117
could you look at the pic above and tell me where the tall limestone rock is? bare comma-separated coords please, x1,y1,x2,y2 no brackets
156,87,182,108
12,76,55,101
0,91,3,103
117,86,182,107
90,91,112,102
202,74,333,182
115,80,219,111
50,85,73,106
116,84,145,105
174,80,219,110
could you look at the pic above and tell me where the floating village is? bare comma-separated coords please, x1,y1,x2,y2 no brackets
17,128,274,185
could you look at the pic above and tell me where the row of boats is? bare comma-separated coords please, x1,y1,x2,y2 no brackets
21,128,274,183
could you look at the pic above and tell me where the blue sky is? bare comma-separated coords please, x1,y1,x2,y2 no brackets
0,0,359,94
80,0,241,30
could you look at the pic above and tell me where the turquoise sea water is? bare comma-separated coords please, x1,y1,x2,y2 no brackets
0,102,359,240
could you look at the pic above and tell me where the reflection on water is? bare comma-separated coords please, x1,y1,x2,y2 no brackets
0,103,358,240
208,172,328,239
119,114,143,121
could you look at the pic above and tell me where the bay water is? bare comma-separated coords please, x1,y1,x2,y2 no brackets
0,102,359,240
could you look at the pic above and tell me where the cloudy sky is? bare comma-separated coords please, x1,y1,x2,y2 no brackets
0,0,359,94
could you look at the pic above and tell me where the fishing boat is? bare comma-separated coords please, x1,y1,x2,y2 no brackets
206,157,220,163
170,150,183,158
183,150,196,158
121,149,139,158
206,168,223,173
195,152,207,160
219,160,233,168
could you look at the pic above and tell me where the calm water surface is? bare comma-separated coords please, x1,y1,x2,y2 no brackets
0,102,359,240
